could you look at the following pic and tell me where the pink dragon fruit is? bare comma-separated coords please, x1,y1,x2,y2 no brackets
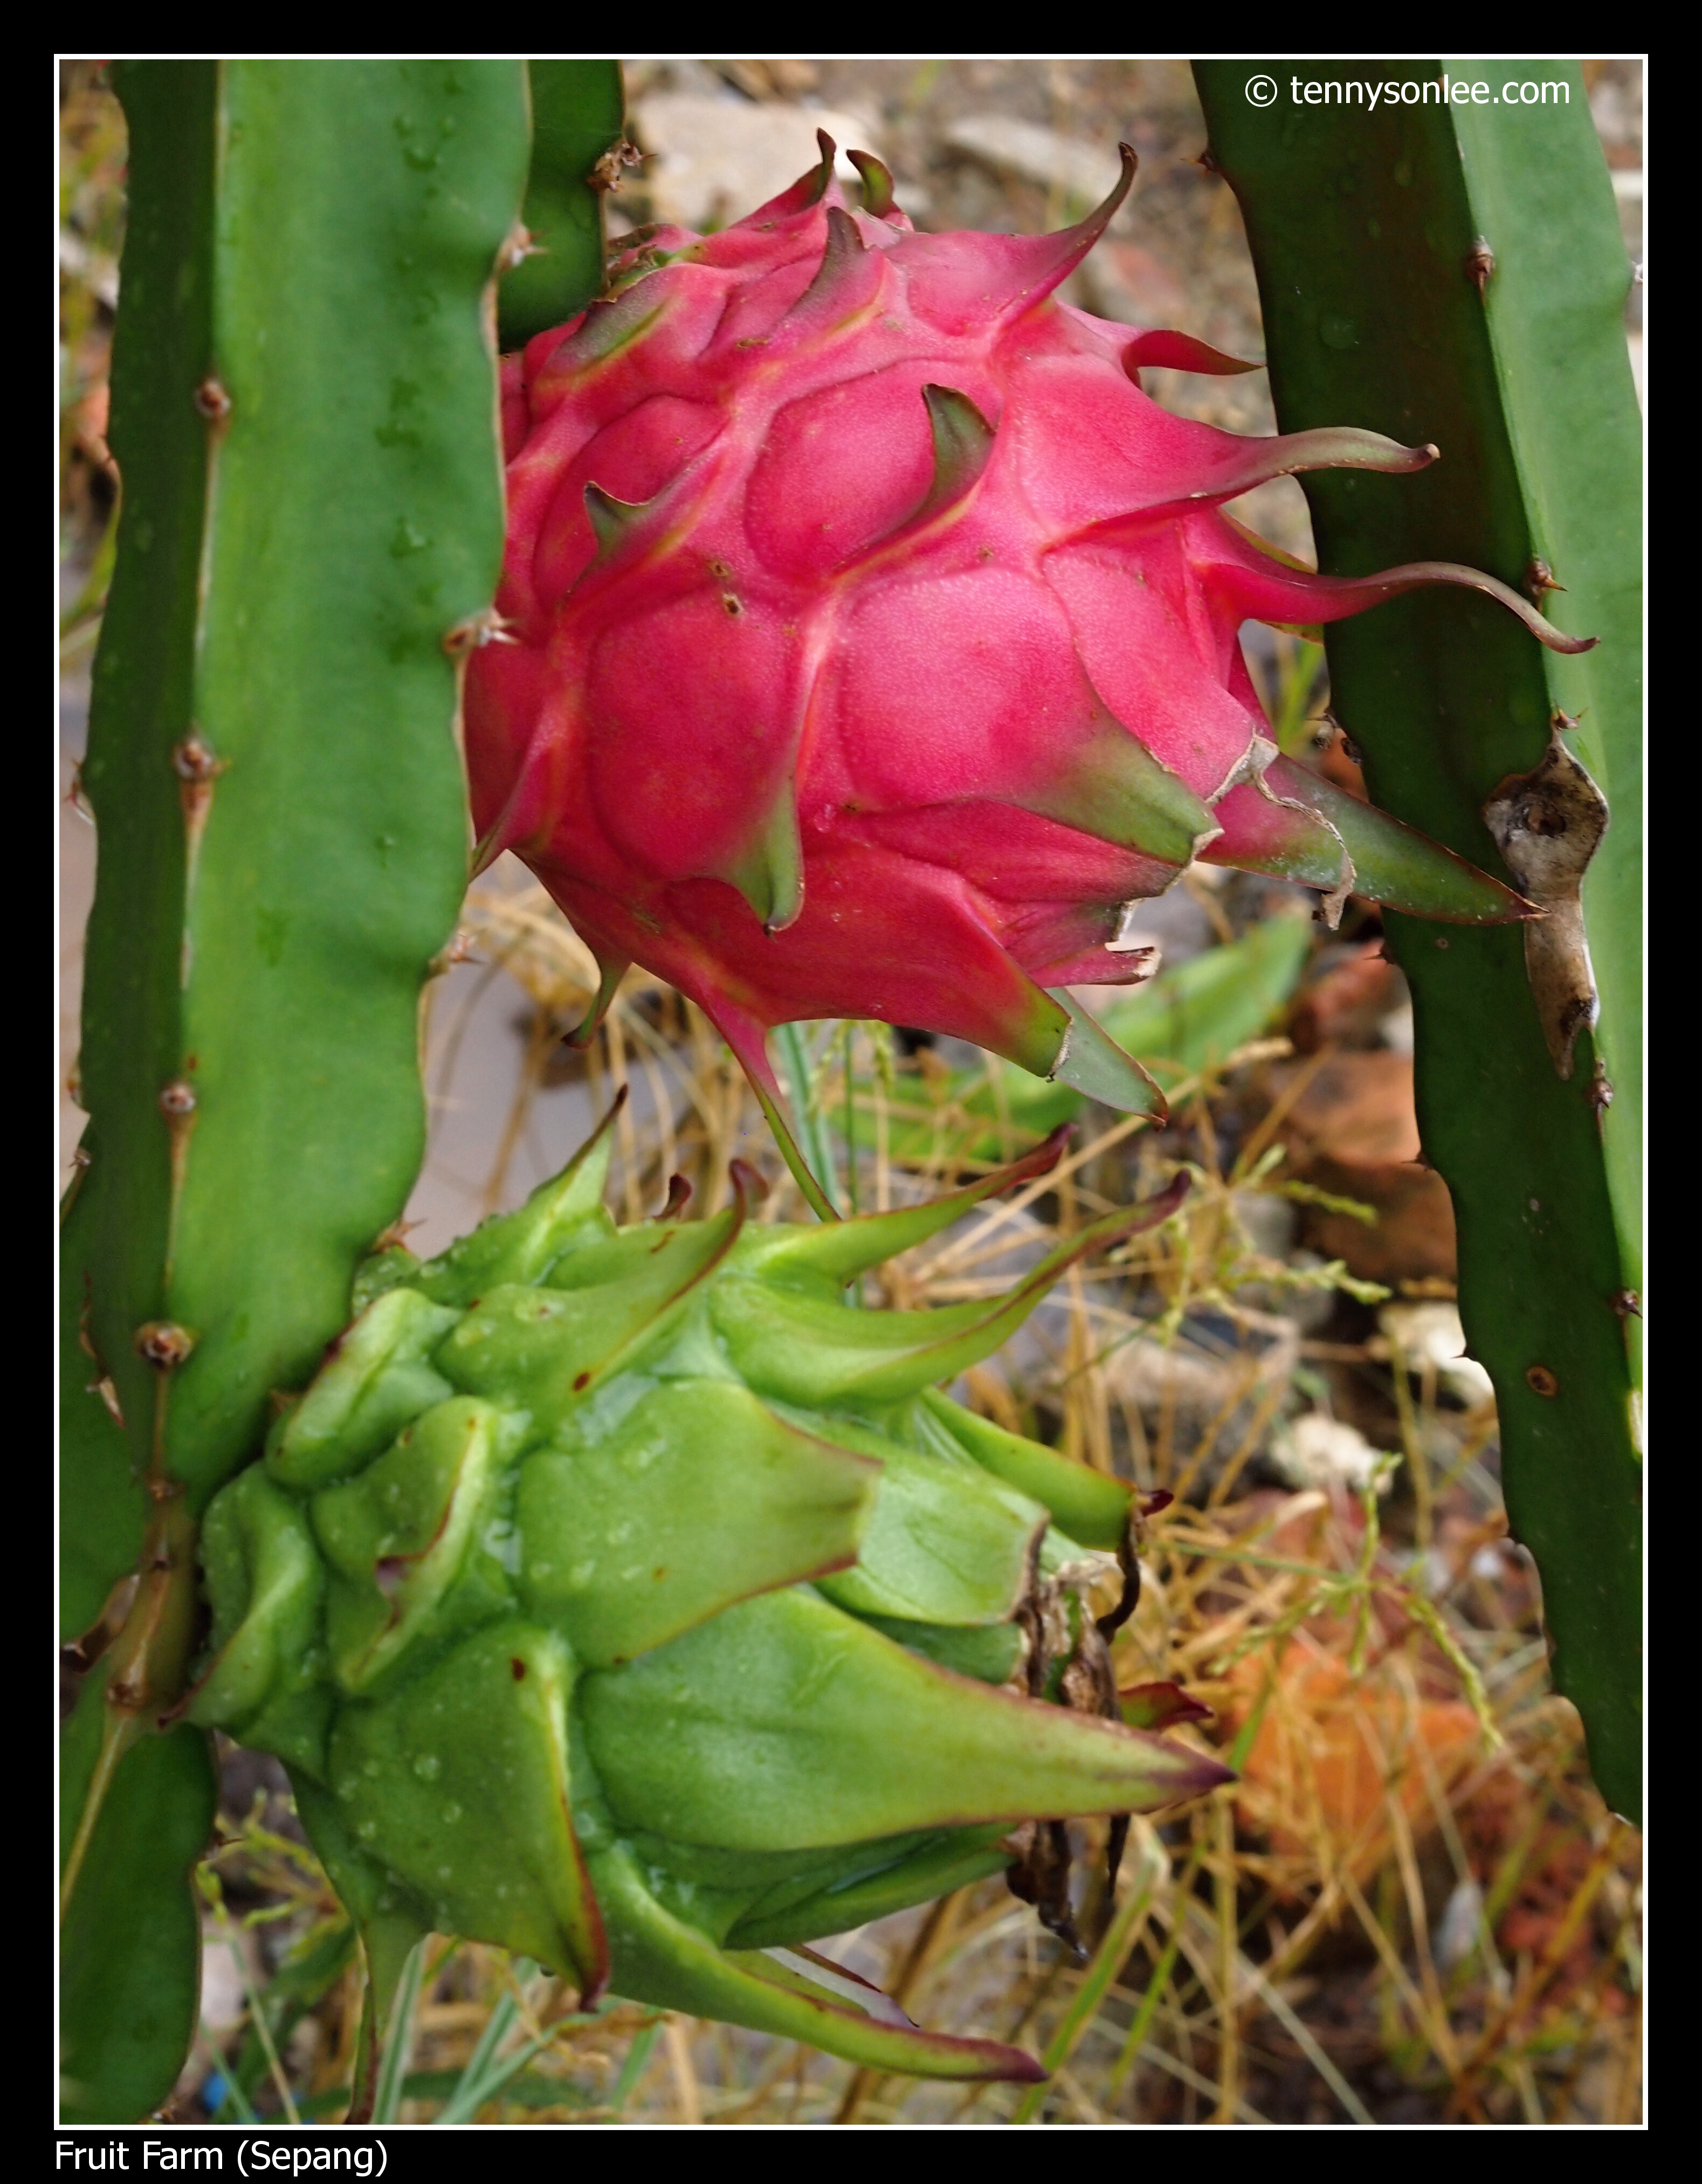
467,136,1589,1200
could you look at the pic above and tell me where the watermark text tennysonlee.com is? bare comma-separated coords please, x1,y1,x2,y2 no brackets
1243,74,1570,109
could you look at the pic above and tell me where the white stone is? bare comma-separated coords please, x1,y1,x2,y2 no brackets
1379,1301,1495,1407
1436,1874,1485,1968
197,1922,252,2036
1269,1412,1393,1494
942,115,1127,210
631,97,884,232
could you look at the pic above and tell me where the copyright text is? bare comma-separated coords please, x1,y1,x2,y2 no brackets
1244,73,1570,109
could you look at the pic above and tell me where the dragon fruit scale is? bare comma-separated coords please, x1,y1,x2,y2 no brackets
189,1113,1227,2083
467,135,1590,1202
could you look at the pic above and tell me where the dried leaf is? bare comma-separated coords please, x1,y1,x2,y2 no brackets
1482,726,1609,1078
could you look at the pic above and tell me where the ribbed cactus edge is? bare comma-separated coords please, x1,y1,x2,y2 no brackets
1193,58,1642,1822
59,59,534,2121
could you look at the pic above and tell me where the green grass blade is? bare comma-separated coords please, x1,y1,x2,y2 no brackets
1010,1836,1164,2124
1100,914,1313,1084
221,1918,356,2116
445,1972,526,2098
208,2056,261,2124
428,1956,542,2124
433,2028,559,2124
369,1940,429,2125
1193,59,1641,1820
775,1020,845,1214
608,2018,663,2111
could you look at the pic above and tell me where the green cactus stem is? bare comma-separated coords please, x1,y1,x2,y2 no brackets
1193,59,1641,1819
59,60,533,2120
498,61,628,353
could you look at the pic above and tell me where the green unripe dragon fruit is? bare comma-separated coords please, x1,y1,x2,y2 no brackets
189,1113,1226,2082
465,133,1591,1202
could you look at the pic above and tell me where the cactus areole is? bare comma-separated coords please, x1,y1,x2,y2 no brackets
466,134,1590,1200
191,1114,1228,2078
